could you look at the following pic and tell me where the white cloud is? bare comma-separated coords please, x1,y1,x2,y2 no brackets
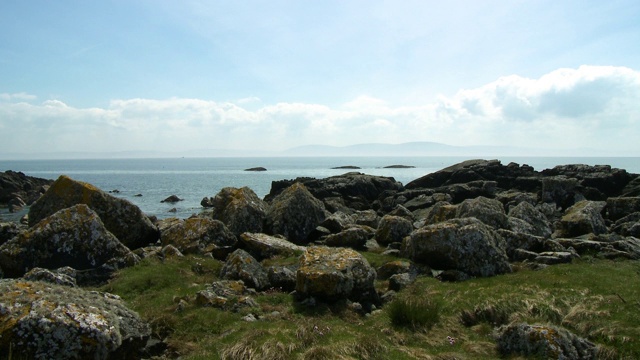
0,92,37,102
1,66,639,156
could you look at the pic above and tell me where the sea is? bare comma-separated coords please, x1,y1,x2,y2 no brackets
1,156,639,221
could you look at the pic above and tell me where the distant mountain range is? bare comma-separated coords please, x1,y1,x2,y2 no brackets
0,142,617,160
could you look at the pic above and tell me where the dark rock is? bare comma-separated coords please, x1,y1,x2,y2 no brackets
220,249,270,290
498,229,548,260
352,209,380,228
331,166,360,169
605,196,640,221
28,175,159,250
0,222,22,246
495,323,597,359
556,200,607,238
403,218,511,277
239,232,305,260
541,176,582,210
541,163,634,198
245,167,267,171
0,170,52,205
296,246,378,304
418,201,458,226
0,204,139,282
320,211,354,233
375,215,414,246
210,187,267,236
161,195,183,203
323,225,373,249
160,217,237,255
388,273,413,291
266,265,298,292
383,165,415,169
264,182,326,244
534,251,576,265
0,279,151,359
611,212,640,236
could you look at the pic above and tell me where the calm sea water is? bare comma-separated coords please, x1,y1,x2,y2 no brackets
1,156,639,220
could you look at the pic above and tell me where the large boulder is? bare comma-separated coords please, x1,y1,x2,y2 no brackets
508,201,553,238
220,249,270,290
403,218,511,277
375,215,414,245
210,187,268,236
239,232,305,260
605,197,640,222
160,217,237,255
0,204,138,283
455,196,509,229
556,200,607,238
541,164,634,198
541,176,583,210
295,246,378,304
495,323,597,360
264,182,326,244
323,226,373,249
28,175,159,249
0,279,151,359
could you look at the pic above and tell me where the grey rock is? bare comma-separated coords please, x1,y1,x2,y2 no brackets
495,323,597,360
508,201,552,237
265,183,326,244
455,196,508,229
240,232,305,260
220,249,270,290
375,215,414,246
324,225,373,249
210,186,268,236
160,217,237,256
556,200,607,238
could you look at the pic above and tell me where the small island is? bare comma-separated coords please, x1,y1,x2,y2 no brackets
244,167,267,172
331,165,361,169
383,164,415,168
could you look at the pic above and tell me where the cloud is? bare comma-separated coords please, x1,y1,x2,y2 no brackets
1,66,639,155
0,92,37,102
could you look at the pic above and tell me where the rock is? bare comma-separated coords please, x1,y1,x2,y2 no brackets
495,323,597,360
556,200,607,238
418,201,458,226
497,229,548,260
388,273,413,291
210,187,268,236
376,260,419,280
295,246,378,304
534,251,576,265
611,212,640,236
245,167,267,171
542,164,634,198
8,195,27,212
196,280,259,311
541,176,582,210
160,217,237,255
375,215,414,246
508,201,553,238
220,249,270,290
0,170,52,205
323,226,373,249
605,197,640,221
403,218,511,278
455,196,509,229
266,265,297,292
23,267,77,287
331,166,360,169
0,204,139,283
0,279,151,359
264,182,326,244
352,209,380,228
384,165,415,169
320,211,354,233
239,232,305,260
161,194,182,203
0,221,22,246
28,175,159,250
266,172,402,211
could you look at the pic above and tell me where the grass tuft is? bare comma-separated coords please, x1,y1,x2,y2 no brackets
388,296,442,331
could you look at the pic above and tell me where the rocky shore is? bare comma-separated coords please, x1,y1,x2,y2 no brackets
1,159,640,359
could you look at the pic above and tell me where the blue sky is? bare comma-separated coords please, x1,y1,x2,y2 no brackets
1,0,640,157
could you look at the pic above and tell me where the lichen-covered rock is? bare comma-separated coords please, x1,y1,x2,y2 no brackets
541,176,582,210
28,175,159,249
0,279,151,360
508,201,552,238
264,182,326,244
611,212,640,237
23,267,77,287
210,187,268,236
556,200,607,238
418,201,458,226
196,280,258,311
239,232,305,260
495,323,597,359
320,211,354,233
375,215,414,245
160,217,236,255
295,246,378,304
352,209,380,228
266,265,297,291
323,226,373,249
455,196,508,229
220,249,270,290
403,218,511,277
0,204,138,282
0,221,22,246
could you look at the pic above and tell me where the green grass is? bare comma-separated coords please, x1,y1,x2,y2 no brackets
99,254,640,359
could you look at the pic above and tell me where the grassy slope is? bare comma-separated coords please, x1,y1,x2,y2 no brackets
101,255,640,359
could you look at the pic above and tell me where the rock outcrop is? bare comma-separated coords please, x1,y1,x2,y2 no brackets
28,175,159,249
0,204,138,284
238,232,305,260
0,170,52,206
495,323,597,359
0,279,151,359
220,249,270,291
160,217,237,256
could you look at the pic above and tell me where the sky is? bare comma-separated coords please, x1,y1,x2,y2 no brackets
1,0,640,158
